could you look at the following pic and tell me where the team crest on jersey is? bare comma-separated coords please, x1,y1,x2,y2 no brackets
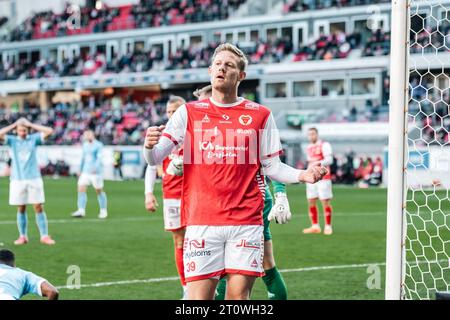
244,102,260,110
239,115,253,126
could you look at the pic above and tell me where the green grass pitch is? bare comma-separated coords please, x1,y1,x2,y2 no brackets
0,177,391,300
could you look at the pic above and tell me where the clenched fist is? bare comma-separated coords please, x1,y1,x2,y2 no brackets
298,162,328,184
144,125,166,149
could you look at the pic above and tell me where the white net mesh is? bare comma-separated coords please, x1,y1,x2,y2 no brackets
406,0,450,300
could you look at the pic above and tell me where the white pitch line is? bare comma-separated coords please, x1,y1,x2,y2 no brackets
55,259,449,290
0,216,160,225
0,212,386,226
56,262,381,290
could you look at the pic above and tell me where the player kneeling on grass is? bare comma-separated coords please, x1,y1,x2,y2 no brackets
71,130,108,219
144,96,187,299
144,43,327,300
0,118,55,245
0,249,58,300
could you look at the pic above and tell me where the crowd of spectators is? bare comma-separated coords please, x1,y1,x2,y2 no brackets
361,29,390,57
132,0,246,28
0,95,168,146
5,4,121,42
293,30,360,62
297,151,384,187
283,0,390,14
409,75,450,146
410,23,450,54
0,27,391,82
2,0,246,43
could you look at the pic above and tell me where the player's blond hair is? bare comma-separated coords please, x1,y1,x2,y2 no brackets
166,95,186,108
211,43,248,72
193,85,212,99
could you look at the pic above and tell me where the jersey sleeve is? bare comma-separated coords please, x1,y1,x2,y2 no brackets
321,142,333,166
260,112,283,160
23,271,46,297
33,133,43,146
163,104,187,145
144,165,157,194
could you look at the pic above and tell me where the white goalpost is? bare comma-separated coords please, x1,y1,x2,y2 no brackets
386,0,450,300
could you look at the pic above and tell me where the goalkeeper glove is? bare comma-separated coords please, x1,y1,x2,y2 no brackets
166,157,184,176
268,192,292,224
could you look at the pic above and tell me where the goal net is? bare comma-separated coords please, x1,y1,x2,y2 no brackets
386,0,450,300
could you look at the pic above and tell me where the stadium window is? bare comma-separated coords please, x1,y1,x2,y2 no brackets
96,45,106,55
213,31,221,43
266,82,287,99
134,41,145,53
281,27,292,41
190,35,202,44
238,31,246,43
31,51,40,64
49,49,57,62
80,46,90,59
266,28,278,42
351,78,376,95
321,79,345,97
330,21,346,34
293,81,315,97
225,32,233,43
250,30,259,42
18,51,27,63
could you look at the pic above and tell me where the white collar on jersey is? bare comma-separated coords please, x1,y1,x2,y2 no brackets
209,97,244,108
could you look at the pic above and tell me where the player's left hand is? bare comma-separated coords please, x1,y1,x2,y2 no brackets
299,162,327,184
145,193,158,212
268,192,292,224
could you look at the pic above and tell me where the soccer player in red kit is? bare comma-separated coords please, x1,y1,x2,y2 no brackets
144,96,187,298
303,127,334,235
143,43,327,300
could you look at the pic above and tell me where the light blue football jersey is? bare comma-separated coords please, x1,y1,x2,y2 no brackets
80,139,104,174
5,133,43,181
0,264,45,300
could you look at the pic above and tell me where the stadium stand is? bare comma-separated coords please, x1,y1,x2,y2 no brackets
283,0,390,13
3,0,247,42
0,28,392,81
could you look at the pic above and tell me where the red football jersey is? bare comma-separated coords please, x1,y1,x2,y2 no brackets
306,140,332,180
163,98,282,226
161,147,183,199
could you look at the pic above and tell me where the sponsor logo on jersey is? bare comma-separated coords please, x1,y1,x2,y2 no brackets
184,250,212,259
236,239,260,249
236,128,254,135
250,258,258,268
202,114,210,123
219,114,232,124
189,239,206,250
244,102,260,110
239,115,253,126
194,102,209,109
199,141,214,151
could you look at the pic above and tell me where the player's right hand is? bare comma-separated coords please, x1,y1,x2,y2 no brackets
299,162,327,184
144,125,165,149
145,193,158,212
